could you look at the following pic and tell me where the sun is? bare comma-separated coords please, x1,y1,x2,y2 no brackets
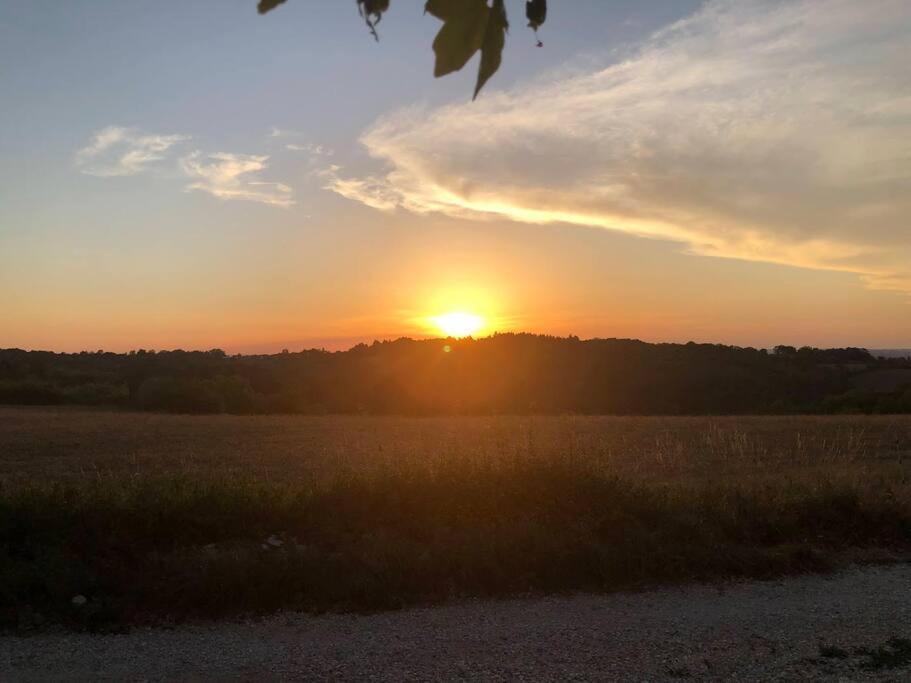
431,311,485,338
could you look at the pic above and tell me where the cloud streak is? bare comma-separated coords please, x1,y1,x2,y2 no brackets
76,127,297,207
180,152,294,207
75,126,189,177
326,0,911,292
286,142,333,156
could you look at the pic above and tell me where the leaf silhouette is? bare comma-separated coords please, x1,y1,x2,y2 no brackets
526,0,546,30
425,0,490,78
257,0,286,15
526,0,546,46
358,0,390,41
258,0,548,99
474,0,508,100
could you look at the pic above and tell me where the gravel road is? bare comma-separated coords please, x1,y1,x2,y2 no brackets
3,565,911,681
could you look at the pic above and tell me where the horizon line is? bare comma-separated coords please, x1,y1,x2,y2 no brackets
4,333,908,357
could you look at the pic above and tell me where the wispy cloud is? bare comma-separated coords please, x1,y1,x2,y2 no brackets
75,126,189,177
320,164,399,211
269,126,300,138
269,127,334,159
180,152,294,207
77,127,298,207
326,0,911,292
286,142,333,156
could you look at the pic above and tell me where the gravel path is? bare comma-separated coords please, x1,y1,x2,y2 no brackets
3,565,911,681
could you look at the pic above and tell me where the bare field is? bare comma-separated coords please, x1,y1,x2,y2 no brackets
2,407,910,485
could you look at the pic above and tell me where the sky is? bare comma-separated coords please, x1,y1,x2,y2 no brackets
1,0,909,353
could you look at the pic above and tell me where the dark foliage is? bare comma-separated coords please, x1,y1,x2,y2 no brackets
3,458,909,630
0,335,909,415
259,0,544,98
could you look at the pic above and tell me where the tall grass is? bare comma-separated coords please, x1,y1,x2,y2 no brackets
3,410,909,486
3,451,910,631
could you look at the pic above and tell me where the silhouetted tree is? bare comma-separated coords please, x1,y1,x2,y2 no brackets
3,337,909,416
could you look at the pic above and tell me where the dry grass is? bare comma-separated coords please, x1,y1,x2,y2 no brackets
2,407,911,631
2,407,910,484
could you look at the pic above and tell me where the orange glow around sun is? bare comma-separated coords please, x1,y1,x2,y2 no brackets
431,311,485,338
416,283,510,339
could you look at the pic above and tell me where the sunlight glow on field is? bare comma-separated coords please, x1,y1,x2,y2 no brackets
431,311,485,338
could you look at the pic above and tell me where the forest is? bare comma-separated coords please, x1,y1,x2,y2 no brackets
2,335,909,415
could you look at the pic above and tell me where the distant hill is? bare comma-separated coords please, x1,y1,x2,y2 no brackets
872,349,911,359
2,335,910,415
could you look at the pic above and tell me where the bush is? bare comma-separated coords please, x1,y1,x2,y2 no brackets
59,382,128,406
136,377,219,413
135,375,263,414
0,380,64,406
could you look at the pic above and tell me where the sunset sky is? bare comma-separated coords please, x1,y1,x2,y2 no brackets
2,0,910,353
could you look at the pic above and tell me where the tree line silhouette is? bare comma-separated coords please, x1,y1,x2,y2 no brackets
2,334,910,415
